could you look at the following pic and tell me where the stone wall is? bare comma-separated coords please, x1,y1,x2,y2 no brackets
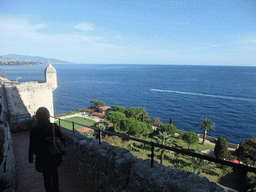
0,122,16,192
15,81,54,121
3,85,31,132
61,128,230,192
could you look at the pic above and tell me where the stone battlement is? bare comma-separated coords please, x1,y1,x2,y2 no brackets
62,128,229,192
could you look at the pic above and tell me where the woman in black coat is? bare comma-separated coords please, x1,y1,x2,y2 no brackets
29,107,64,192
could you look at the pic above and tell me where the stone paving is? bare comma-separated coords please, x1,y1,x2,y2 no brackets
12,131,98,192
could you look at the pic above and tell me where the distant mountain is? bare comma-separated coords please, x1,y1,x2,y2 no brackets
0,54,74,64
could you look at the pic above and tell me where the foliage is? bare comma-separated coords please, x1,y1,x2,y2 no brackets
220,165,233,177
151,117,163,128
124,107,150,123
160,124,177,135
83,130,96,139
182,132,199,149
214,136,230,160
153,131,175,146
196,118,216,145
189,156,206,175
90,99,106,107
125,107,143,120
170,117,173,124
119,118,152,137
138,107,151,123
97,123,107,137
97,123,106,130
105,111,126,124
145,123,154,135
111,105,126,113
236,137,256,164
153,131,175,164
126,142,139,151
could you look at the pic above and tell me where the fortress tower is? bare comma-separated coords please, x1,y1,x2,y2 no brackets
45,63,57,91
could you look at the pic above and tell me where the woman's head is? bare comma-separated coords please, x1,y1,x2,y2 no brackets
36,107,50,123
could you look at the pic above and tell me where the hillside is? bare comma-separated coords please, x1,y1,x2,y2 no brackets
0,54,74,65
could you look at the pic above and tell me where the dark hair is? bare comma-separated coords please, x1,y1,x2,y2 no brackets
36,107,50,122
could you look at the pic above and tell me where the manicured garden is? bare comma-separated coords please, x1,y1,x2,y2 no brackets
55,116,95,131
56,114,230,190
55,102,256,191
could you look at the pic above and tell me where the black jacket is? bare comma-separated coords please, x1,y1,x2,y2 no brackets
29,121,64,172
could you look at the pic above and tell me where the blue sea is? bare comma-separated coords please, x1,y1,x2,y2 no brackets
2,64,256,144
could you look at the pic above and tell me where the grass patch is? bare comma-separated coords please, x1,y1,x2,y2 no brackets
55,117,95,131
54,109,82,118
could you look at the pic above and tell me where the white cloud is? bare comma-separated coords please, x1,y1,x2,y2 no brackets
73,22,95,31
0,17,48,31
0,17,125,63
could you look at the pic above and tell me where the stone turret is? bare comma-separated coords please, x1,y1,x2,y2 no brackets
45,63,57,91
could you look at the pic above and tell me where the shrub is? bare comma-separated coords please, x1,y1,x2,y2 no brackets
182,131,199,149
236,137,256,164
214,136,230,160
160,124,177,135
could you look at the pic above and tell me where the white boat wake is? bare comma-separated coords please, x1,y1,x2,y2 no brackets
150,89,256,102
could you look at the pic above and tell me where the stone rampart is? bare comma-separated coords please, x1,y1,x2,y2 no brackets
61,128,230,192
0,122,16,192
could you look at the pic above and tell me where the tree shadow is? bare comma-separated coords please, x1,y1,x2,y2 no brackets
218,169,248,192
201,167,220,177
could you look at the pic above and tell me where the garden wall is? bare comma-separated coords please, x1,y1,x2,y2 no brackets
61,128,231,192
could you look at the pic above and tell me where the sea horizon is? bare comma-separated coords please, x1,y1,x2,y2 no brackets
2,64,256,144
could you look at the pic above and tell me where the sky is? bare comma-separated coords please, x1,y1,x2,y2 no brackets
1,0,256,65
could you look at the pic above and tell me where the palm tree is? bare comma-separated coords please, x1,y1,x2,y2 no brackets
153,131,175,165
196,118,215,145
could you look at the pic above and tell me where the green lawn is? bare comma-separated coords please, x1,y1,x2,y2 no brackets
55,117,95,131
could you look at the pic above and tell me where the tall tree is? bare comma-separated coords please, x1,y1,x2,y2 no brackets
196,118,216,145
214,136,230,160
170,117,173,124
153,131,175,165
